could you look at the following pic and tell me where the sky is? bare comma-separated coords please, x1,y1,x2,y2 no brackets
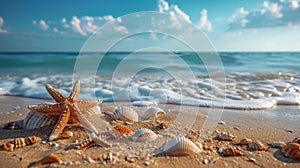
0,0,299,52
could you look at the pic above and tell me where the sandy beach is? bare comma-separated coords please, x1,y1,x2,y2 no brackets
0,96,299,168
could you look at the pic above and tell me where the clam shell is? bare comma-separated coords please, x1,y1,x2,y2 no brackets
217,132,236,141
239,138,253,146
292,136,300,144
281,143,300,160
162,136,202,156
142,107,166,120
248,141,266,151
269,141,286,148
132,128,158,142
113,106,139,122
23,112,59,130
218,146,244,156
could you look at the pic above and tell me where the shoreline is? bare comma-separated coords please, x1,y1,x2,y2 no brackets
0,96,299,167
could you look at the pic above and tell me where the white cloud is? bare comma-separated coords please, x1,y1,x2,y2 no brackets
263,1,283,18
0,17,8,33
290,0,299,9
32,20,37,25
172,5,190,22
114,25,128,34
71,16,87,36
198,9,212,31
158,0,169,12
61,18,69,28
39,20,49,31
229,7,249,27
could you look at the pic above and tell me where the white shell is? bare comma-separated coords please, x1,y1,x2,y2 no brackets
162,136,202,156
113,106,139,122
132,128,158,142
83,106,101,116
23,111,59,130
217,132,236,141
142,107,166,120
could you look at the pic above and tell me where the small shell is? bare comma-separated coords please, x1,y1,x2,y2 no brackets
113,125,133,138
217,132,236,141
23,111,59,130
132,128,158,142
30,154,61,167
239,138,253,146
3,121,22,130
0,136,39,151
218,147,244,156
142,107,166,120
268,141,286,148
248,141,266,151
292,136,300,144
161,136,202,156
112,106,139,122
61,131,74,139
281,143,300,160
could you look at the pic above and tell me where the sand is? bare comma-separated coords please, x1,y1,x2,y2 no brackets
0,96,299,168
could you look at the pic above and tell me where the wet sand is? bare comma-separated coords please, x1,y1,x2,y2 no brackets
0,96,299,168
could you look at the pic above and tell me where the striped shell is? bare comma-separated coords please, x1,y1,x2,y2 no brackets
142,107,166,120
292,136,300,144
248,141,266,151
239,138,253,146
217,132,236,141
218,147,244,156
75,134,112,150
30,154,61,167
0,136,39,151
112,106,139,122
132,128,158,142
162,136,202,156
281,143,300,160
113,125,133,138
269,141,286,148
23,111,59,130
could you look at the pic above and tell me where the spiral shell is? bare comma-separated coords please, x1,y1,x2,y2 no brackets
0,136,39,151
239,138,253,146
248,141,266,151
218,146,244,156
23,111,59,130
268,141,286,148
292,136,300,144
281,143,300,160
132,128,158,142
217,132,236,141
142,107,166,120
161,136,202,156
112,106,139,122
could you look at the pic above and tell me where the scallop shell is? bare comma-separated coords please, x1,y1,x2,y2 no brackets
142,107,166,120
30,154,61,167
23,111,59,130
162,136,202,156
218,146,244,156
132,128,158,142
248,141,266,151
239,138,253,146
268,141,286,148
112,106,139,122
281,143,300,160
217,132,236,141
292,136,300,144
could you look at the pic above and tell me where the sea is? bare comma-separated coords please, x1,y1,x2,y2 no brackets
0,52,300,110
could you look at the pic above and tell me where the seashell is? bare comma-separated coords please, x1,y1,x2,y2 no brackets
112,106,139,122
268,141,286,148
142,107,166,120
60,131,74,139
29,154,61,167
217,132,236,141
218,146,244,156
83,106,101,116
281,143,300,160
75,134,112,150
0,136,40,151
239,138,253,146
23,111,59,130
292,136,300,144
113,125,133,137
3,121,22,130
151,122,170,133
161,136,202,156
132,128,158,142
248,141,266,151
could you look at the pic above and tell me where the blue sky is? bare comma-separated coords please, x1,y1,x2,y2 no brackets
0,0,299,51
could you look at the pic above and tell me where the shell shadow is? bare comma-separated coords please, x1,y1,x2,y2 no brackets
273,149,300,163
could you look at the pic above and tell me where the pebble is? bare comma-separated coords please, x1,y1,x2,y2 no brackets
41,141,47,144
52,143,59,148
87,157,95,163
203,159,209,164
218,121,226,125
143,161,150,166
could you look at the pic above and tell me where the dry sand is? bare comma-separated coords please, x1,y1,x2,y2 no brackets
0,96,299,168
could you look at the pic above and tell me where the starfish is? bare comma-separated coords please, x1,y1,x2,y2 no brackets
28,80,102,141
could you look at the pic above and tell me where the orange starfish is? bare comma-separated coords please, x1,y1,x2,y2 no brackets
28,80,102,141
